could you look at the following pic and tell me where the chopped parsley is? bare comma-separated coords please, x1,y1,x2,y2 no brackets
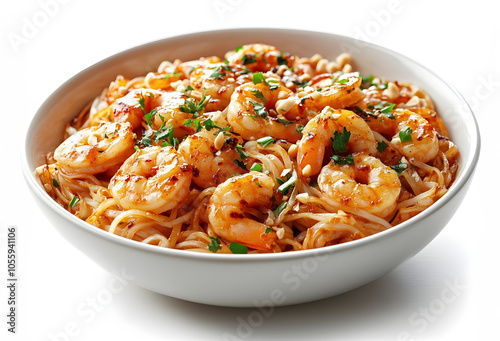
277,118,294,126
265,226,273,234
52,178,59,188
252,72,280,90
390,160,408,176
241,54,257,65
331,154,354,165
202,118,231,136
163,71,183,79
377,141,388,152
233,159,247,170
277,53,290,66
154,124,178,148
249,100,268,118
138,93,157,127
360,74,388,89
399,127,413,142
179,94,207,118
235,144,249,160
208,236,222,253
229,242,248,254
293,79,311,88
332,127,351,154
184,118,202,132
209,65,227,80
336,78,349,84
250,89,267,102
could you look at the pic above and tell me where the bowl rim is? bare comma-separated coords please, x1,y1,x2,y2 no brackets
23,27,481,263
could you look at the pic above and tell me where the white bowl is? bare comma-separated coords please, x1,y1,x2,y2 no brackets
23,28,480,307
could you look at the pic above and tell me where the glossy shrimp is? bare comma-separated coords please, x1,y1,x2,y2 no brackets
365,109,439,163
302,73,365,112
207,171,278,251
112,88,207,138
178,116,250,188
186,61,252,111
109,146,192,214
227,79,306,142
54,121,136,174
318,153,401,219
112,89,164,129
225,43,295,72
297,107,377,177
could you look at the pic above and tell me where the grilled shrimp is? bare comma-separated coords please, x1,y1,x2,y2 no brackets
109,146,192,214
186,61,252,111
365,109,439,163
54,122,136,174
112,88,207,137
112,89,164,129
318,153,401,218
178,126,249,189
151,91,205,138
302,73,365,112
227,80,306,142
207,171,277,251
225,43,295,72
297,107,377,177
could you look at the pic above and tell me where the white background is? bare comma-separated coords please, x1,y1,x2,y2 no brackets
1,0,498,340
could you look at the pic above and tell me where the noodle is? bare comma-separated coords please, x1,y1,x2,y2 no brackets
35,43,460,254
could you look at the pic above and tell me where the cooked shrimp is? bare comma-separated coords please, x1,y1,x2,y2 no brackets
360,78,434,110
207,171,277,250
225,43,295,72
365,109,439,163
227,80,306,142
408,107,449,137
318,153,401,218
151,91,205,138
178,127,249,189
187,62,252,111
297,107,377,177
112,89,164,129
301,73,365,112
109,146,192,214
54,122,136,174
112,88,208,138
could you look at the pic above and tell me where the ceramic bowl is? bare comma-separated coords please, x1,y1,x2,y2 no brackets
23,28,480,307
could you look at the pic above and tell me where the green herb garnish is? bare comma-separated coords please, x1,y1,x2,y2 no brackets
69,196,80,208
390,160,408,176
250,163,263,172
257,136,274,147
273,202,287,216
332,127,351,154
377,141,388,152
229,242,248,254
208,236,222,253
331,154,354,165
399,127,413,142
